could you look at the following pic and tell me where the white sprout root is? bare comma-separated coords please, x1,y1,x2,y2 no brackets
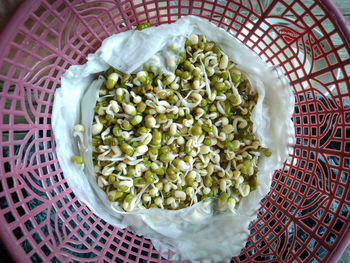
83,34,271,212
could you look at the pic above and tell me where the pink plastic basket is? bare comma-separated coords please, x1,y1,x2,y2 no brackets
0,0,349,262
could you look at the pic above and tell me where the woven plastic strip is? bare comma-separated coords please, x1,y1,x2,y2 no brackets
0,0,349,262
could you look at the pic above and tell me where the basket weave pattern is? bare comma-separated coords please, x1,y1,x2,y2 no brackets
0,0,349,262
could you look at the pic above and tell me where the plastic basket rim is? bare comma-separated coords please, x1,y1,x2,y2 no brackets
0,0,349,262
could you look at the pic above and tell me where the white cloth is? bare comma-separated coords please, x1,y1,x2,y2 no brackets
52,15,295,261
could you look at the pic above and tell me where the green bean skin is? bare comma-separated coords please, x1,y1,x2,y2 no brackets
89,34,269,212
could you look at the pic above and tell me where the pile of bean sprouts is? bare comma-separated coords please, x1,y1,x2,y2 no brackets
72,34,271,212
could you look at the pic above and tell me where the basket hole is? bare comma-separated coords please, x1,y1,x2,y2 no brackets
151,252,159,259
263,213,271,221
68,204,76,213
62,210,69,219
107,224,113,232
336,185,344,198
326,232,337,245
299,250,309,260
75,213,82,223
41,244,51,256
12,226,24,239
128,254,137,261
69,219,77,229
289,206,296,214
83,222,90,231
45,14,55,25
253,233,261,242
340,170,348,183
121,241,129,249
323,212,333,225
266,233,274,242
34,208,48,225
294,241,301,252
63,195,70,204
50,189,57,197
91,230,98,239
316,246,327,259
314,208,324,219
317,225,326,237
113,236,120,244
25,219,34,231
20,188,29,199
129,246,138,254
118,248,126,257
272,1,287,14
16,205,26,216
10,191,19,204
21,239,33,253
7,47,19,60
0,196,8,209
105,251,113,259
333,219,344,232
142,242,150,249
4,98,14,110
239,254,247,261
5,175,15,189
51,256,61,263
330,199,340,212
94,244,102,252
40,225,49,237
85,236,93,246
75,228,84,238
109,243,117,251
34,5,46,17
98,229,108,238
94,224,102,232
30,253,43,263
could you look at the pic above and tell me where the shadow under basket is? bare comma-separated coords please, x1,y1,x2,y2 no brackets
0,0,350,262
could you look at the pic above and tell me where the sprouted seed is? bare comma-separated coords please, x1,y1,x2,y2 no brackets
74,34,271,212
